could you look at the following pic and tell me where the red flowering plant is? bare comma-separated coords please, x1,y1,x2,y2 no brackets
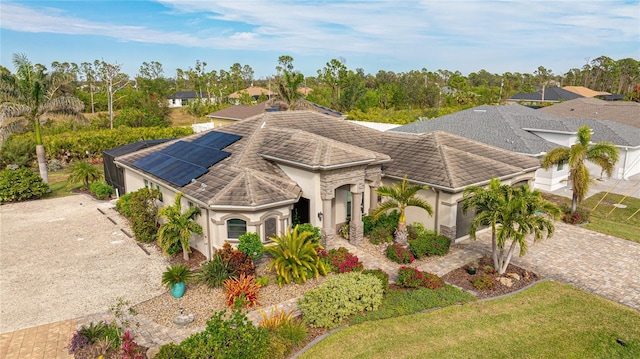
385,243,415,264
397,266,445,289
320,247,364,273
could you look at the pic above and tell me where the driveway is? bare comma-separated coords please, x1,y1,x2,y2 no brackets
0,195,169,333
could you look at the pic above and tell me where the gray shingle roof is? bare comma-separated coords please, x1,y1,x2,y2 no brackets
206,102,267,121
508,86,583,102
540,98,640,128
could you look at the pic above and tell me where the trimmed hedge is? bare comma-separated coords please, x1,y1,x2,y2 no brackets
0,168,49,204
298,272,383,328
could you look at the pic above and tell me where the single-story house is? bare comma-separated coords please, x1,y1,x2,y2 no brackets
562,86,610,98
203,102,269,129
168,91,216,108
228,86,275,104
540,97,640,128
393,104,640,190
507,86,583,104
114,111,539,259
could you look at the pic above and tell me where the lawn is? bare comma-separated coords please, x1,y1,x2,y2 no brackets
542,192,640,243
300,281,640,359
43,164,104,199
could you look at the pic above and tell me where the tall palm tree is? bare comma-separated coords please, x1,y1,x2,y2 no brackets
370,175,433,246
463,178,561,274
542,125,620,214
0,53,85,183
158,193,203,261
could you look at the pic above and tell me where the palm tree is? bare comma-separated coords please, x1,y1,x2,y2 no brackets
463,178,561,274
0,53,85,183
542,125,620,214
157,193,203,261
67,160,101,190
370,175,433,246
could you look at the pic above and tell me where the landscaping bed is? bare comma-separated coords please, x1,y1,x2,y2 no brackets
441,255,542,299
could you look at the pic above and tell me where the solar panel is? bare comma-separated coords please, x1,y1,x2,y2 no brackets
162,141,231,168
193,131,242,149
132,152,208,187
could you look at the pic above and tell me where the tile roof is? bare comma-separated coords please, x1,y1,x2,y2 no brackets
116,110,542,208
540,98,640,128
508,86,583,102
206,102,267,121
562,86,610,97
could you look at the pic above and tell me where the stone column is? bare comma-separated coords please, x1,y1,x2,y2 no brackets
349,191,364,246
368,185,378,213
321,198,334,248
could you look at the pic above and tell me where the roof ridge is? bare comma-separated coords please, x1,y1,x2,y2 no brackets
433,133,455,188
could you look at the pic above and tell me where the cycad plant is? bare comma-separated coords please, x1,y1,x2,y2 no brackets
265,225,328,286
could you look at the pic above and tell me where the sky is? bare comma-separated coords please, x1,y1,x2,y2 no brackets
1,0,639,79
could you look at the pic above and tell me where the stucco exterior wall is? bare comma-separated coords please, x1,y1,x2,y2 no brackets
276,164,323,228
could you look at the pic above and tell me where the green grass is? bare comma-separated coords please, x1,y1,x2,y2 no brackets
542,192,640,243
349,285,475,325
43,164,104,199
300,281,640,359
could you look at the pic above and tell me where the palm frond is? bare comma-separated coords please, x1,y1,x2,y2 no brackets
541,147,570,169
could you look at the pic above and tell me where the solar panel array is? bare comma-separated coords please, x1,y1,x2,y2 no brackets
132,131,241,187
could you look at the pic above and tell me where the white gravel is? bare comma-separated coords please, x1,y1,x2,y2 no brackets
0,194,170,333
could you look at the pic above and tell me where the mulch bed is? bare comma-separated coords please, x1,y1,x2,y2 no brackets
441,256,542,299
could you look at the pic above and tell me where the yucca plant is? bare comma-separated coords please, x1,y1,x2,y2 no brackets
258,306,295,329
265,225,328,286
222,273,261,308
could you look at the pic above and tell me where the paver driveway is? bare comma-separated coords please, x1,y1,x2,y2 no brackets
0,195,169,334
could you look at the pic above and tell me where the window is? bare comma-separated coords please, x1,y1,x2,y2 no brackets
557,161,565,171
144,179,163,202
227,219,247,239
347,192,352,220
264,217,277,240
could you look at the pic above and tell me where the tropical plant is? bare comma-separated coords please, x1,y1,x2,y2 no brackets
541,125,620,214
215,242,256,277
127,187,160,242
258,306,295,329
295,223,321,243
0,53,85,183
68,160,100,189
198,254,235,288
370,175,434,245
161,264,194,288
222,273,261,308
89,181,113,200
462,178,561,274
157,192,202,260
264,225,328,286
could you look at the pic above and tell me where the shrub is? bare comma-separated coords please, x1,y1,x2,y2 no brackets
362,269,390,294
299,272,384,328
0,133,35,167
0,168,49,204
364,209,400,236
90,181,113,200
409,232,451,258
428,235,452,256
385,243,414,264
179,309,269,359
155,343,188,359
127,187,160,242
215,242,256,277
320,247,364,273
238,232,264,260
255,276,270,287
397,266,444,289
267,320,308,359
198,254,235,288
560,205,590,224
259,306,295,330
222,273,261,308
115,192,133,217
68,160,101,189
265,226,328,286
369,226,393,245
471,274,496,291
47,159,64,172
339,222,350,239
296,223,321,243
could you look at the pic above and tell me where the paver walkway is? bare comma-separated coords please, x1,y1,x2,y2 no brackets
3,224,638,358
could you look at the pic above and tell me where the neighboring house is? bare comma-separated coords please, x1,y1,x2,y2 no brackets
167,91,215,108
540,97,640,128
393,104,640,190
228,86,275,104
507,86,583,104
114,111,539,259
203,102,268,129
562,86,610,98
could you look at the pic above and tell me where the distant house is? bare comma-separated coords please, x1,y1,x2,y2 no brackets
168,91,215,108
203,102,269,129
113,111,539,258
228,86,275,104
562,86,610,98
507,86,583,104
393,104,640,190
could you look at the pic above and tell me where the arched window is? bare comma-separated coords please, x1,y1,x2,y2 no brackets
227,218,247,239
264,217,277,240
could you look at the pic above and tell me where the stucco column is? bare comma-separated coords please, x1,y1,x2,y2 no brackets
349,191,364,246
369,185,378,213
321,198,334,248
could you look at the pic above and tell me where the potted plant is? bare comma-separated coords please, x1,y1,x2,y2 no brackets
466,260,478,275
161,264,193,298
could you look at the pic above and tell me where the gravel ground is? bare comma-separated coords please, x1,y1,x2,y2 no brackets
0,194,169,333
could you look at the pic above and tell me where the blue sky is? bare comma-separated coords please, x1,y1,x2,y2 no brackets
1,0,639,79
